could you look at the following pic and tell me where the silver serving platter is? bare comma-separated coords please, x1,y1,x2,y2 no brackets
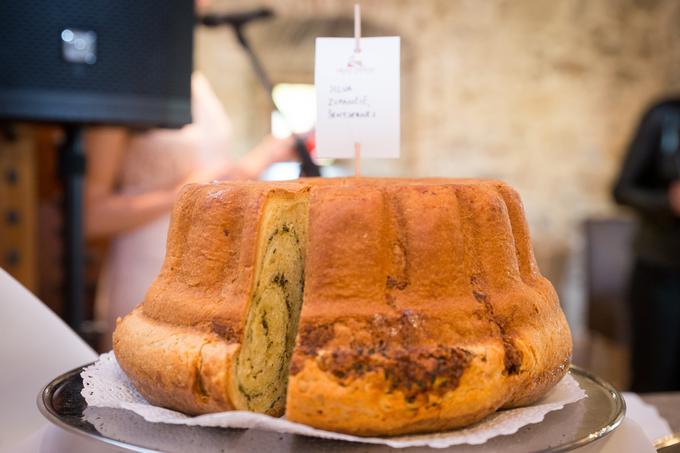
38,364,624,453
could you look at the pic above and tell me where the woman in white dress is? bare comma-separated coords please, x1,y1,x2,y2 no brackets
85,73,295,350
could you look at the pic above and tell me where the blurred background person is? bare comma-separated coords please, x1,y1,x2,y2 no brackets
85,72,296,350
613,98,680,392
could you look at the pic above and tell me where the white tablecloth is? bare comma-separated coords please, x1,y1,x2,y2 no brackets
0,268,97,451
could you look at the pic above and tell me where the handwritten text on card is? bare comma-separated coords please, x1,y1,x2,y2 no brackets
315,37,400,159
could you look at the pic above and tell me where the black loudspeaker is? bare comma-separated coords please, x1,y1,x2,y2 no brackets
0,0,194,336
0,0,194,128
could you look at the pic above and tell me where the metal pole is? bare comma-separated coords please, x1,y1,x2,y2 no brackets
58,125,85,334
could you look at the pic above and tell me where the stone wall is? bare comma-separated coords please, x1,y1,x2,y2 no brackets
196,0,680,332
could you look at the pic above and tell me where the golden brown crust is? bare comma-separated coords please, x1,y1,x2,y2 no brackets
113,178,572,436
143,182,299,331
285,179,572,435
113,307,238,414
114,182,306,415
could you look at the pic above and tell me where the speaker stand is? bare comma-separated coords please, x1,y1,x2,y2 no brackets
58,125,85,335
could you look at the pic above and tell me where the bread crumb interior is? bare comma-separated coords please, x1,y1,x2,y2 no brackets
233,193,308,415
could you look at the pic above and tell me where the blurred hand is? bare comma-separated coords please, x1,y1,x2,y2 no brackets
252,134,298,164
178,160,236,189
670,181,680,215
237,134,298,180
176,135,298,188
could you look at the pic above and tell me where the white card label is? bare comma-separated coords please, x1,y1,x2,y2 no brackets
315,37,400,159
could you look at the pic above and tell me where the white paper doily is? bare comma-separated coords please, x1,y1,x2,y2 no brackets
81,352,586,449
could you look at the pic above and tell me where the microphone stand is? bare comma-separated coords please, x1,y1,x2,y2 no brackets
200,15,320,177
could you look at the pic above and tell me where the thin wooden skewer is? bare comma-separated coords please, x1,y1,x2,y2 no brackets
354,0,362,177
354,142,361,177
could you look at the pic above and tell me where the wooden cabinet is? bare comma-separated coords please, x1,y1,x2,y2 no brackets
0,125,37,292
